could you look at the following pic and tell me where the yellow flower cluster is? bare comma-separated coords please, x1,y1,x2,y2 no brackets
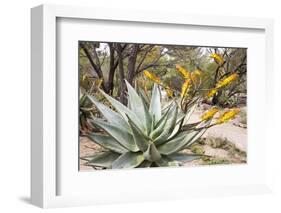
193,69,202,77
216,108,240,124
176,65,203,98
181,79,191,97
207,73,239,98
176,64,190,79
201,107,219,121
143,70,161,84
207,88,218,97
216,73,239,89
143,70,174,98
191,69,202,83
210,53,224,64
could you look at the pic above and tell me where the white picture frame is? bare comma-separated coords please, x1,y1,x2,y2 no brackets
31,4,274,208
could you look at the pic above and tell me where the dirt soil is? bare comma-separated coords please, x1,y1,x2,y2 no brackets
79,137,105,170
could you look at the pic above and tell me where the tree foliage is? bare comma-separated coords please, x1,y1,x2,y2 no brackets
79,42,246,108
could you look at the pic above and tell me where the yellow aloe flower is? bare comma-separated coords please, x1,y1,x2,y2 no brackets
181,79,191,97
176,64,190,79
207,88,217,97
143,70,161,84
200,107,219,121
216,108,240,124
210,53,224,64
194,69,202,77
191,69,202,83
216,73,239,89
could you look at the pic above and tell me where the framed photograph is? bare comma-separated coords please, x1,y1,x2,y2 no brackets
31,4,274,208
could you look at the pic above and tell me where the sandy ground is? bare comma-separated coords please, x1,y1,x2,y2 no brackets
79,106,247,170
189,108,247,151
79,137,105,170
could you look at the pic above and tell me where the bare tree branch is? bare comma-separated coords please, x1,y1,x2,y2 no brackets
127,44,139,84
80,43,103,79
137,49,167,73
80,42,106,91
135,45,155,73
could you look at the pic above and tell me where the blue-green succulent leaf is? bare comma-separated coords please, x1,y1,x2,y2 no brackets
90,118,139,152
150,106,171,139
99,89,143,131
182,104,197,125
112,152,145,169
154,103,178,145
84,152,120,168
157,129,204,155
87,133,128,154
87,95,129,132
125,80,147,131
138,89,152,134
183,126,208,148
127,115,150,152
149,84,161,122
168,113,186,139
143,143,162,162
154,104,171,129
138,87,150,107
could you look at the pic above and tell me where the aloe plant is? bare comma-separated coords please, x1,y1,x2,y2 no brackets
83,80,210,169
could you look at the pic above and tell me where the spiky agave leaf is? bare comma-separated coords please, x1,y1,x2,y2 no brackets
149,84,162,123
143,143,161,162
87,133,128,154
157,121,211,155
98,88,145,131
112,152,145,169
86,95,129,132
89,118,139,152
126,115,150,152
153,103,178,145
137,89,153,135
84,152,120,168
83,82,209,169
125,81,149,132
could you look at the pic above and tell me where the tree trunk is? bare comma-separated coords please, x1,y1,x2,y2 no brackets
127,44,139,85
106,43,118,95
116,44,127,105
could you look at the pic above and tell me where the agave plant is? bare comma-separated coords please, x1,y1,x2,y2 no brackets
79,79,104,133
83,80,211,169
79,93,94,133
